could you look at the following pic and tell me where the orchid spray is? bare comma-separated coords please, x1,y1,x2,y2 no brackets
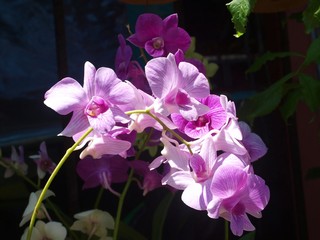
17,13,269,240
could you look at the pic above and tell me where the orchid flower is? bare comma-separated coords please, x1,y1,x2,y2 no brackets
78,132,132,160
29,142,56,179
127,13,191,57
130,160,163,196
19,189,55,227
21,220,67,240
76,155,129,196
171,94,227,138
145,53,210,121
207,154,270,236
115,34,151,94
3,145,28,178
44,61,135,137
70,209,114,240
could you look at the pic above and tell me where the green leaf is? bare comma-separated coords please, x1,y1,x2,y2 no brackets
118,221,148,240
147,145,158,157
279,84,302,122
239,231,255,240
306,167,320,180
238,72,295,123
246,51,303,74
226,0,257,37
302,0,320,33
152,192,174,240
303,37,320,66
299,74,320,112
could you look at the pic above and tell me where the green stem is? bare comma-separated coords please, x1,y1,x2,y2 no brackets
94,187,105,209
125,109,192,154
224,220,229,240
0,159,78,239
145,111,193,154
113,127,154,240
27,127,93,240
113,168,134,240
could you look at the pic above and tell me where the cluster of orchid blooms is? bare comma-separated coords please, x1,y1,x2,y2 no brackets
1,13,270,240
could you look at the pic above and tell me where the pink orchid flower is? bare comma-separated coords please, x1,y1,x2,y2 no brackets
30,142,56,180
145,53,210,121
171,94,227,138
207,154,270,236
127,13,191,57
76,155,129,196
44,61,134,137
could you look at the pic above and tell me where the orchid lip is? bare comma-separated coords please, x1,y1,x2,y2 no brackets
85,96,109,118
152,37,164,49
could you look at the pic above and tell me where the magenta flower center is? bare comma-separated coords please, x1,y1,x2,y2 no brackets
189,154,209,182
175,89,190,106
85,96,109,118
232,202,246,216
152,37,164,49
40,159,53,172
193,115,209,127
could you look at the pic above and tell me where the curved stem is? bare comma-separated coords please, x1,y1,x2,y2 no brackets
27,127,93,240
145,111,193,154
94,187,105,209
0,159,79,239
113,127,154,240
113,168,134,240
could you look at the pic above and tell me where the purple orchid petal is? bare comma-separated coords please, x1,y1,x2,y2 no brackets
242,174,270,214
164,27,191,54
239,121,267,162
203,95,227,129
213,119,247,155
94,67,120,99
171,113,188,132
179,98,209,121
108,81,135,105
163,13,178,29
210,164,247,199
115,34,132,80
184,120,210,138
80,135,132,159
39,142,49,159
83,61,96,98
130,160,163,195
164,170,194,190
149,155,166,170
44,77,87,115
126,61,151,94
59,110,89,137
161,135,190,170
130,160,149,176
174,49,185,64
207,197,223,219
127,13,163,46
76,155,129,190
230,214,255,236
199,137,217,171
145,54,179,98
189,154,207,180
182,182,208,210
178,62,209,98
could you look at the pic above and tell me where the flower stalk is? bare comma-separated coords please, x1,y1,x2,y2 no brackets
26,127,93,240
